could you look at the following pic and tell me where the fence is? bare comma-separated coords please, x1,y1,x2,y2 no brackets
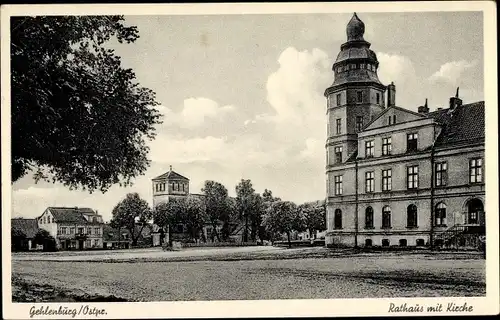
182,241,259,248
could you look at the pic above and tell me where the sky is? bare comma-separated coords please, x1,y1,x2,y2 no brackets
11,11,484,221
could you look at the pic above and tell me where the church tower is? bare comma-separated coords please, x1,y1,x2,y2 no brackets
325,13,386,165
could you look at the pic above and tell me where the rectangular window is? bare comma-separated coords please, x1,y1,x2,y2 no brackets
365,140,374,158
334,146,343,164
336,94,341,106
382,137,392,156
334,175,343,195
336,119,341,134
78,227,84,235
365,171,374,193
382,169,392,191
357,91,363,103
469,158,483,183
70,227,75,235
57,228,61,235
407,165,419,189
435,162,448,186
87,227,92,235
356,116,364,132
95,227,100,235
376,93,380,104
407,133,418,152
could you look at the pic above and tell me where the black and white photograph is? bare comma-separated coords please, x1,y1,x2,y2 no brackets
1,2,498,319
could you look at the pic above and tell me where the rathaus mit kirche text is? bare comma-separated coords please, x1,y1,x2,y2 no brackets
324,13,485,248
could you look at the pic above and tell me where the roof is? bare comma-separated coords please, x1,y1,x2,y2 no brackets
362,105,426,131
102,224,131,242
47,207,99,224
429,101,485,146
153,170,189,181
11,218,39,238
102,223,152,241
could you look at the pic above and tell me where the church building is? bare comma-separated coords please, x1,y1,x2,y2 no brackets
325,13,485,249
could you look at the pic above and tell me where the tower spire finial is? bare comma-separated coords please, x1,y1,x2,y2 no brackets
425,98,428,107
169,165,172,171
456,87,459,98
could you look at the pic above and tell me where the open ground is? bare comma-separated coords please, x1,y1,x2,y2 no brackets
11,247,485,302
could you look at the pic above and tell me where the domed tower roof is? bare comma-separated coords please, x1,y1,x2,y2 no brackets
325,13,386,95
346,12,365,41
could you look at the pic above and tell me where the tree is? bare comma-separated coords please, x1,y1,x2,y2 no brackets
11,16,161,192
235,179,263,242
111,193,152,246
262,201,305,248
202,180,230,242
262,189,281,203
260,189,281,241
300,201,326,240
183,196,207,242
33,229,57,252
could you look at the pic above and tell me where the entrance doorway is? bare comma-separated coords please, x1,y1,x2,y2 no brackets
78,240,84,250
467,198,484,225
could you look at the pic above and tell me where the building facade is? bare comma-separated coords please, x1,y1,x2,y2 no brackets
38,207,104,250
325,13,485,248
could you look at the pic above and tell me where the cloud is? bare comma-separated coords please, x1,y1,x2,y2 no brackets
266,47,331,125
428,60,478,85
377,52,417,87
159,97,235,129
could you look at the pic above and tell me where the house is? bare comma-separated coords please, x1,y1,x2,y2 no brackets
102,224,131,249
11,218,40,251
38,207,105,250
103,223,154,249
324,13,485,249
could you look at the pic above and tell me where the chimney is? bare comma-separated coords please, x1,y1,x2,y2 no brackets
449,87,463,111
418,98,429,114
387,82,396,107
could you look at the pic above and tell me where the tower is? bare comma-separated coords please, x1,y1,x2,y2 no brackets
325,13,387,165
152,166,190,208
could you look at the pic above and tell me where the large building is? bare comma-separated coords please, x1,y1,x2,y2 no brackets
325,13,485,248
38,207,105,250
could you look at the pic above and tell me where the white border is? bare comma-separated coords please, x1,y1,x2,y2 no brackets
1,2,498,319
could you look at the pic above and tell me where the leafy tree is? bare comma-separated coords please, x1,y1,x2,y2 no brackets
111,193,152,246
262,201,305,248
11,16,161,192
300,201,326,239
262,189,281,203
183,196,207,242
235,179,263,242
202,180,230,242
221,197,237,241
153,200,183,245
33,229,57,252
260,189,281,241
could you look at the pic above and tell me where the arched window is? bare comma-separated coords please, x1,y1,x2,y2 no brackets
365,239,372,247
382,206,391,228
435,203,447,226
416,239,425,246
399,239,408,247
365,207,374,229
382,239,390,247
334,209,342,229
407,204,418,227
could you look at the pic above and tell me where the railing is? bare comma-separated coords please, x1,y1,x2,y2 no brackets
434,224,485,249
